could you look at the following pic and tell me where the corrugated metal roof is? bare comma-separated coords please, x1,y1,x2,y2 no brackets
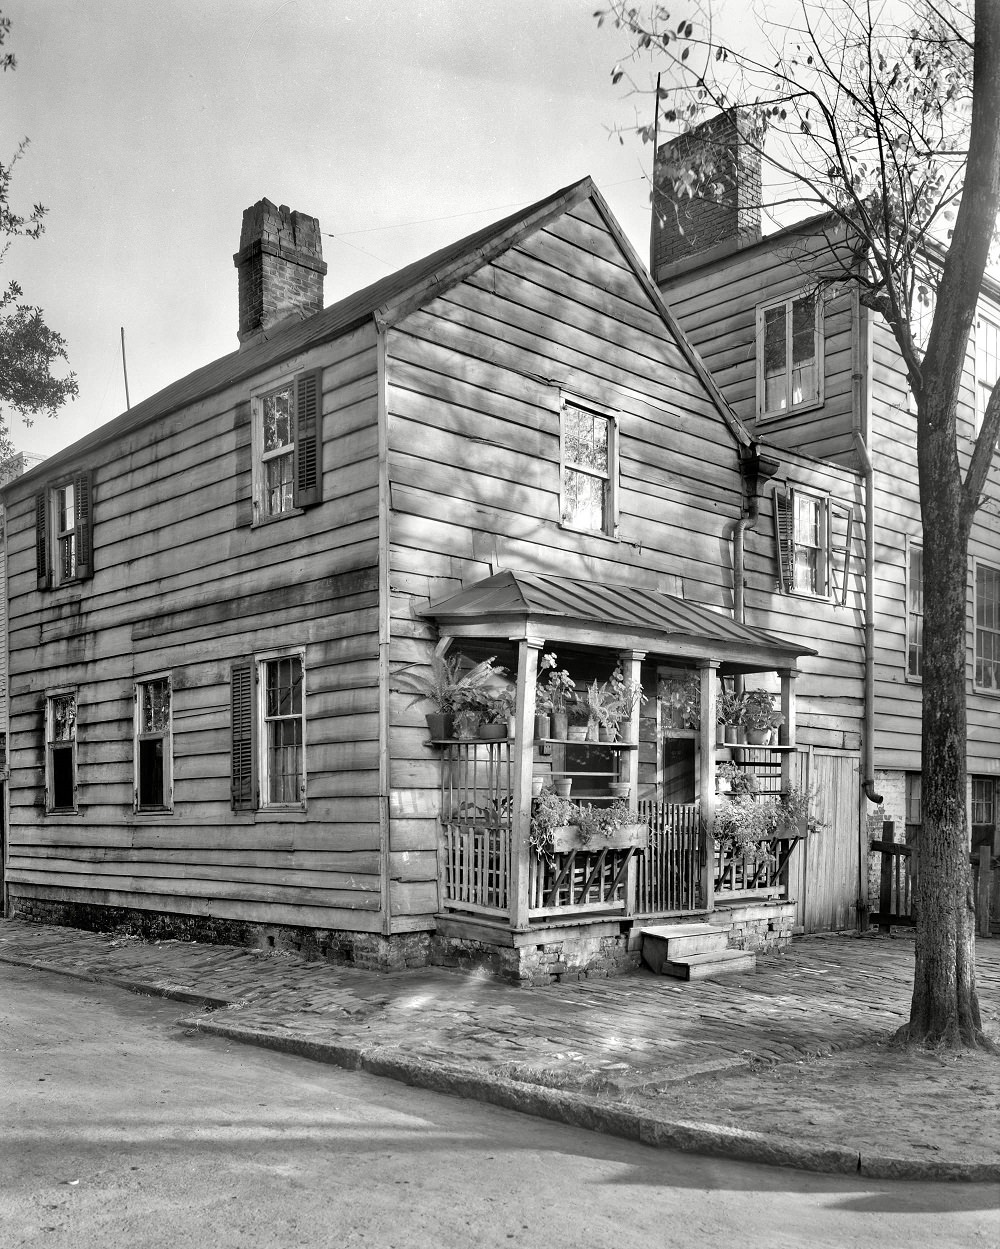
423,570,814,663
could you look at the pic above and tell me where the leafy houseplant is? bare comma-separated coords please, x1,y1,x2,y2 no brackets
529,789,648,864
740,689,786,745
529,787,578,864
607,666,646,741
659,670,701,731
717,688,746,743
394,639,503,740
584,678,618,741
480,687,516,739
535,652,578,738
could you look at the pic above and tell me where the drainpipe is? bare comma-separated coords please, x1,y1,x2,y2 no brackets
852,291,883,809
733,444,781,624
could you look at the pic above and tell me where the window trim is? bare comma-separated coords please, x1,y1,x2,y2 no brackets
974,311,1000,437
772,484,832,599
558,394,619,540
755,292,824,420
249,369,323,526
974,559,1000,694
45,687,78,814
905,537,923,683
35,471,94,591
230,649,307,812
134,673,174,813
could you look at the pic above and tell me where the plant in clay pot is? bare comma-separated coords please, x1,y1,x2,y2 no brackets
535,652,578,739
584,679,620,741
717,688,746,743
608,666,646,741
529,787,578,864
740,689,784,744
480,687,516,739
394,639,502,740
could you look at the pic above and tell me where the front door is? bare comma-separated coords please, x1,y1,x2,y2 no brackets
791,749,862,933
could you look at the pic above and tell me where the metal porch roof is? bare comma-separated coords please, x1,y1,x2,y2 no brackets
422,570,814,671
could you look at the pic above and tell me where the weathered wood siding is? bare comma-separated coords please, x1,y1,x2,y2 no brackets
662,230,859,467
868,299,1000,775
4,325,384,931
383,196,864,918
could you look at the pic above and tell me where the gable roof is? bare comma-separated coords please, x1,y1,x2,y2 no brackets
8,177,749,494
422,570,813,672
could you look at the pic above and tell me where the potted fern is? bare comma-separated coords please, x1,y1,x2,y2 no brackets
394,639,503,741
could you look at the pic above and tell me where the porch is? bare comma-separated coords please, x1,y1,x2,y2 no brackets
417,570,816,975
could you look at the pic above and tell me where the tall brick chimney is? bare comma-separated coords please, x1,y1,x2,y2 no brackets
650,111,761,281
234,199,328,345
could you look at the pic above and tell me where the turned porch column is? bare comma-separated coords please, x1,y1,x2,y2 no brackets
511,635,544,931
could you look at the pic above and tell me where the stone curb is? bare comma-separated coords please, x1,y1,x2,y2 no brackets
5,949,998,1184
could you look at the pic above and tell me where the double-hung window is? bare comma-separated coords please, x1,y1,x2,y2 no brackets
560,398,618,537
906,541,923,680
35,472,94,589
975,562,1000,692
230,651,306,810
46,691,77,812
975,314,1000,435
757,293,823,418
135,676,173,811
250,369,323,523
773,486,831,597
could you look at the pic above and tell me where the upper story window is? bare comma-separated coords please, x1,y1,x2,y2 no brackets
907,541,923,681
975,562,1000,692
756,293,823,418
135,676,173,811
35,471,94,590
975,313,1000,435
560,398,618,538
250,369,323,523
46,690,77,812
773,485,831,597
230,651,307,811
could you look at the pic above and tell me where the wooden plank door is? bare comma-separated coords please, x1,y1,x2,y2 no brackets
797,749,862,933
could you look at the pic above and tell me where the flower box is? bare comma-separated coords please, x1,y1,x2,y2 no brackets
549,822,648,853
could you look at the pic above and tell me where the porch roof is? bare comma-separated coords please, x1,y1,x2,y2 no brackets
422,570,815,673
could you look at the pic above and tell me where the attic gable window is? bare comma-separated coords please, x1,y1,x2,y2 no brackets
560,398,618,537
35,472,94,591
250,368,323,523
757,293,823,418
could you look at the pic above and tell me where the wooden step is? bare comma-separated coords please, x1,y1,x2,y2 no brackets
662,948,757,981
640,923,731,974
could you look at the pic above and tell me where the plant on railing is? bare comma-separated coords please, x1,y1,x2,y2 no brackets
769,785,827,838
529,787,578,865
714,795,776,865
717,687,746,730
659,670,701,730
740,688,785,743
481,687,516,724
584,678,619,737
394,639,503,738
716,761,757,797
535,652,578,713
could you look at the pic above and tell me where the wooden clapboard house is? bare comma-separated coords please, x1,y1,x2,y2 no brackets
1,179,857,982
652,112,1000,913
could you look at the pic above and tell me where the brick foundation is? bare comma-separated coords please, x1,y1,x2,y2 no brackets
429,922,641,988
710,900,796,952
7,894,430,973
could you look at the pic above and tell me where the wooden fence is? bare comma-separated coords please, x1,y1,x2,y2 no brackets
868,830,997,937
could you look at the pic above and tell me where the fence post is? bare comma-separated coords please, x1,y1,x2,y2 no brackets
878,824,894,934
976,843,992,939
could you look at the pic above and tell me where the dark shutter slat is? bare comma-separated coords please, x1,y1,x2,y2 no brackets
231,660,255,810
292,368,322,508
773,486,794,594
74,471,93,580
35,493,50,591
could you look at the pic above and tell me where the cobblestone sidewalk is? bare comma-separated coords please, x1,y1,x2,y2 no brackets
2,918,998,1181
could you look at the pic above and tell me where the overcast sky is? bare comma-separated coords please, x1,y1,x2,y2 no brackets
5,0,683,459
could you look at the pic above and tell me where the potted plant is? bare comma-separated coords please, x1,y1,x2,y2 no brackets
584,678,620,742
394,639,502,740
717,687,746,745
715,761,757,797
606,666,647,742
570,800,648,851
529,787,578,864
659,670,701,732
535,652,578,740
740,688,783,745
713,793,775,865
480,687,516,740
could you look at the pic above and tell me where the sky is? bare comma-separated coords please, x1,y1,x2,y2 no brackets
3,0,678,460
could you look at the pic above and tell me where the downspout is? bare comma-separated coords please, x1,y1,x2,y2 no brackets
733,444,781,624
852,290,883,809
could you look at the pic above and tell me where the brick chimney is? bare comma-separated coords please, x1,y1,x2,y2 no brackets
234,199,328,345
651,111,761,281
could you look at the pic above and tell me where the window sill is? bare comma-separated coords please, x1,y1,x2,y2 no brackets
558,521,620,544
756,398,824,423
251,507,304,530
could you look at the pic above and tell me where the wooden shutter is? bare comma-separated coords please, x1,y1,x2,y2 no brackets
831,503,855,606
35,493,51,591
292,368,322,509
74,471,93,580
230,660,256,811
772,486,795,593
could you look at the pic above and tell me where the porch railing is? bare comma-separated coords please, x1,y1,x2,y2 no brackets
713,836,799,901
635,800,702,914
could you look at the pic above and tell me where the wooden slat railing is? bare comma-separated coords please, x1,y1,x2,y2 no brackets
635,801,701,914
442,822,511,915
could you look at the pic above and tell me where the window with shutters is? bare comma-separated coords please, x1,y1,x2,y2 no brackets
560,397,618,537
974,561,1000,692
772,485,832,598
250,369,323,523
975,313,1000,436
46,690,77,812
230,651,306,811
35,472,94,590
134,675,172,811
756,293,823,418
906,540,923,681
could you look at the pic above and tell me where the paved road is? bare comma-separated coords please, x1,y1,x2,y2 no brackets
2,963,996,1249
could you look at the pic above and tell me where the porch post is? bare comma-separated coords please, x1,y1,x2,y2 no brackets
698,660,721,913
779,667,799,795
511,635,544,931
618,649,646,797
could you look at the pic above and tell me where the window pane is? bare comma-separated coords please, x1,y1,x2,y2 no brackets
564,409,609,473
562,468,606,532
266,657,302,716
58,534,76,581
58,485,75,534
976,566,1000,688
52,695,76,742
265,452,294,516
141,680,170,733
267,718,302,804
763,305,787,411
138,737,165,807
908,546,923,678
263,389,293,453
792,494,822,594
51,743,74,809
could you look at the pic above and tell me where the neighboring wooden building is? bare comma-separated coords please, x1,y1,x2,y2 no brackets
653,112,1000,903
2,179,854,982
